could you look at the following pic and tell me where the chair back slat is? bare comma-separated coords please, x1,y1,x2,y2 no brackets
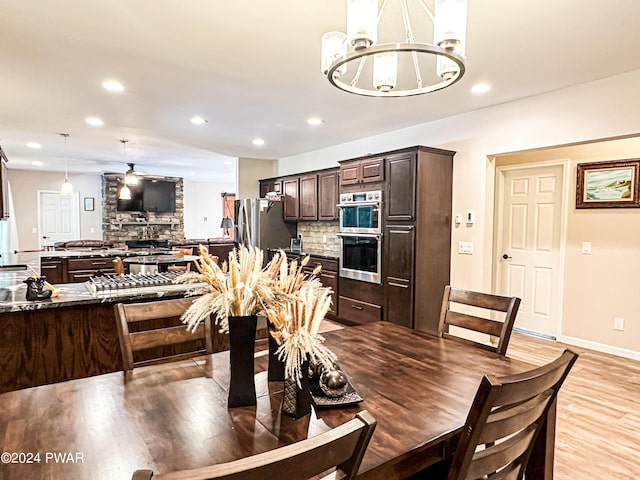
438,285,521,355
132,411,376,480
447,350,578,480
444,311,505,337
115,297,212,371
129,323,206,351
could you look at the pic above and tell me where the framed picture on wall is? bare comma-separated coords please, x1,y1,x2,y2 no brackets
576,159,640,209
84,197,95,211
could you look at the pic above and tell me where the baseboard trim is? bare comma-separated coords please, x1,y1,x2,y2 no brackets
559,335,640,362
514,326,556,342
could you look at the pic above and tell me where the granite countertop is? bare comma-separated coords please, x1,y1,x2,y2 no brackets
39,249,171,259
0,281,204,314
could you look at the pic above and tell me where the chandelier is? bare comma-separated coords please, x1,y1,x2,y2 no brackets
321,0,467,97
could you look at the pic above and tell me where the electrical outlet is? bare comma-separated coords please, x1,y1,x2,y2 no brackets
613,317,624,331
31,227,37,234
458,242,473,254
322,234,327,243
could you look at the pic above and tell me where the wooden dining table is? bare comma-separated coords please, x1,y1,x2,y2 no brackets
0,322,555,480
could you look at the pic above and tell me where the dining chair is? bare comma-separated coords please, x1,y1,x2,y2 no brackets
438,285,521,356
114,297,212,371
131,410,376,480
167,247,193,273
411,349,578,480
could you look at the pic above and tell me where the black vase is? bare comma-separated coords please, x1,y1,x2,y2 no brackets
227,315,258,408
281,358,311,419
267,321,285,382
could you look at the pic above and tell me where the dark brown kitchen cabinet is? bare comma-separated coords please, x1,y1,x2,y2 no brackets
282,177,299,221
383,225,415,328
318,169,339,220
299,174,318,220
386,151,416,221
259,178,282,198
40,259,64,284
383,146,454,335
339,157,384,186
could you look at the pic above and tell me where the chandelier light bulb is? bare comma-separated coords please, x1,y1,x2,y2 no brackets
321,32,348,76
347,0,378,49
373,52,398,92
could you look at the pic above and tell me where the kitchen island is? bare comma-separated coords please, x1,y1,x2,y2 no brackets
0,278,230,394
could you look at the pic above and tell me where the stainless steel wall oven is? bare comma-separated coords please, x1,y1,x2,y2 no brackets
337,190,382,283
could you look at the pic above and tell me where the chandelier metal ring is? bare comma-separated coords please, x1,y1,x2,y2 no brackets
327,42,465,97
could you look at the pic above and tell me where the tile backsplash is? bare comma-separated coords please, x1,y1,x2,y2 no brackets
296,221,340,257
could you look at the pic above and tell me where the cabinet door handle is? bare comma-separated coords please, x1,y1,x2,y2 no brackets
388,282,408,289
351,305,364,310
91,261,107,266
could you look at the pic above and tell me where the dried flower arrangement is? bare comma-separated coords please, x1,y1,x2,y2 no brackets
176,244,274,332
176,246,337,387
264,251,337,387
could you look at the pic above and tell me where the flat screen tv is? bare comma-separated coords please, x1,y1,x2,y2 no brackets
116,179,176,212
143,179,176,212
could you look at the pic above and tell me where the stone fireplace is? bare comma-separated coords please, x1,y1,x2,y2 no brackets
102,173,185,246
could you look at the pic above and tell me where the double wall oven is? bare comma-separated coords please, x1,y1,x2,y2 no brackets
337,190,382,284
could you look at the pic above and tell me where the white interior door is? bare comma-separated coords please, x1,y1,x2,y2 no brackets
38,191,80,249
495,165,564,338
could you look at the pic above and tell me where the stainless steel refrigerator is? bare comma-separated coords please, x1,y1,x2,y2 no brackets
234,199,296,250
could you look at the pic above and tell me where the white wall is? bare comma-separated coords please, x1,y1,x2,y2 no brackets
183,180,235,239
277,69,640,358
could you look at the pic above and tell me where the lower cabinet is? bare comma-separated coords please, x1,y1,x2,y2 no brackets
384,225,415,328
336,278,384,326
338,296,382,324
40,259,64,284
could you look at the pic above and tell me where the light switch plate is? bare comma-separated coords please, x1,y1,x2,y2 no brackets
582,242,592,254
458,241,474,254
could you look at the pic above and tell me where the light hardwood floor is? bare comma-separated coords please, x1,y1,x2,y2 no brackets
505,331,640,480
322,321,640,479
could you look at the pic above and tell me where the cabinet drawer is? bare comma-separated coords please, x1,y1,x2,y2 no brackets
338,296,381,324
68,269,116,282
68,258,113,271
308,257,338,272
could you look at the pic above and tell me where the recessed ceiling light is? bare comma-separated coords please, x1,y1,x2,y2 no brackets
31,160,43,166
252,138,265,146
26,142,42,149
85,117,104,127
307,117,324,126
102,80,124,92
190,116,207,125
471,83,492,94
188,172,196,177
224,160,233,166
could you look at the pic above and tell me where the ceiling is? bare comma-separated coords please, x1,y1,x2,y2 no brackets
2,0,640,182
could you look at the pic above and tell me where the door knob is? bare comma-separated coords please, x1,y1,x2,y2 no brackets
502,254,512,260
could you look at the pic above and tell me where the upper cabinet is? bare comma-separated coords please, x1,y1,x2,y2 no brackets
318,169,339,221
299,174,318,221
385,151,417,221
259,178,282,199
259,168,339,222
282,177,300,221
339,157,384,186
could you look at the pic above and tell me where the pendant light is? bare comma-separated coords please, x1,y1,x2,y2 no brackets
59,133,73,195
118,139,132,200
124,162,139,186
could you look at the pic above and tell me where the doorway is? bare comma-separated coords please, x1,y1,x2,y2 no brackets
494,163,566,339
38,191,80,249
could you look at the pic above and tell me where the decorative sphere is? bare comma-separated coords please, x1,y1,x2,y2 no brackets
319,369,348,397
